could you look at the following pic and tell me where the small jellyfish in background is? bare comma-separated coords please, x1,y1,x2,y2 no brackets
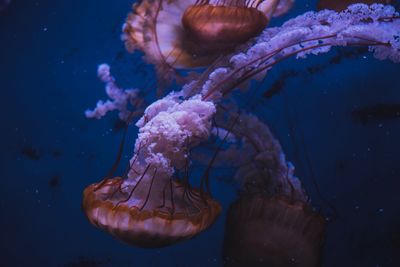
0,0,11,11
317,0,394,11
122,0,294,81
216,113,325,267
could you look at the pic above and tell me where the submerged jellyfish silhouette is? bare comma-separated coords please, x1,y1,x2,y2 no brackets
218,114,325,267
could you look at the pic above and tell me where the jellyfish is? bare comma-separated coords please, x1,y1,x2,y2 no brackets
317,0,394,11
122,0,294,81
82,92,222,247
213,113,325,266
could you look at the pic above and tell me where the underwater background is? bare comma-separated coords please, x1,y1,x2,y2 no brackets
1,0,400,266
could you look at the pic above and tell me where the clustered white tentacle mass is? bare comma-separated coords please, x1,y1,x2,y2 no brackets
85,64,140,121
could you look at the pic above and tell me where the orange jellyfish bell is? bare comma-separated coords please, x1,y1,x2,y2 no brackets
181,0,273,54
83,173,221,247
122,0,294,79
317,0,393,12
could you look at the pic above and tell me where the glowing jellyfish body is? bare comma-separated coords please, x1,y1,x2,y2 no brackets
83,93,222,247
122,0,294,76
83,177,221,247
181,0,272,54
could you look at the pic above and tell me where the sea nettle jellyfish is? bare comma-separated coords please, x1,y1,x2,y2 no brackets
122,0,294,80
216,113,325,267
82,66,221,247
317,0,394,11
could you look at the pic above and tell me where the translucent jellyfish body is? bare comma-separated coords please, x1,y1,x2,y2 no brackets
181,0,276,54
122,0,294,77
83,94,222,247
83,175,221,247
224,197,325,267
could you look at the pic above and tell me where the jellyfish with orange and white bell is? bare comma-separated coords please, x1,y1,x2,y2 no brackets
122,0,295,81
82,93,221,247
83,173,221,247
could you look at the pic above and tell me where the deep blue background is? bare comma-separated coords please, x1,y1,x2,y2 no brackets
1,0,400,266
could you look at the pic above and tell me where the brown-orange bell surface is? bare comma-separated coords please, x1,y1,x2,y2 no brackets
123,0,292,78
181,4,269,53
83,177,221,248
317,0,393,11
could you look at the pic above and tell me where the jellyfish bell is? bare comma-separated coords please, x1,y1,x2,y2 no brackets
222,150,326,267
317,0,393,12
181,0,278,54
82,172,221,248
122,0,294,80
223,196,325,267
216,114,326,267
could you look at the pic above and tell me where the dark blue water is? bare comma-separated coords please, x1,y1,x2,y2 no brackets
1,0,400,266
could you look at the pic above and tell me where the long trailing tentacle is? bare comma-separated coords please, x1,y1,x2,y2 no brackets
200,6,400,100
94,123,128,191
219,39,388,98
199,111,242,197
